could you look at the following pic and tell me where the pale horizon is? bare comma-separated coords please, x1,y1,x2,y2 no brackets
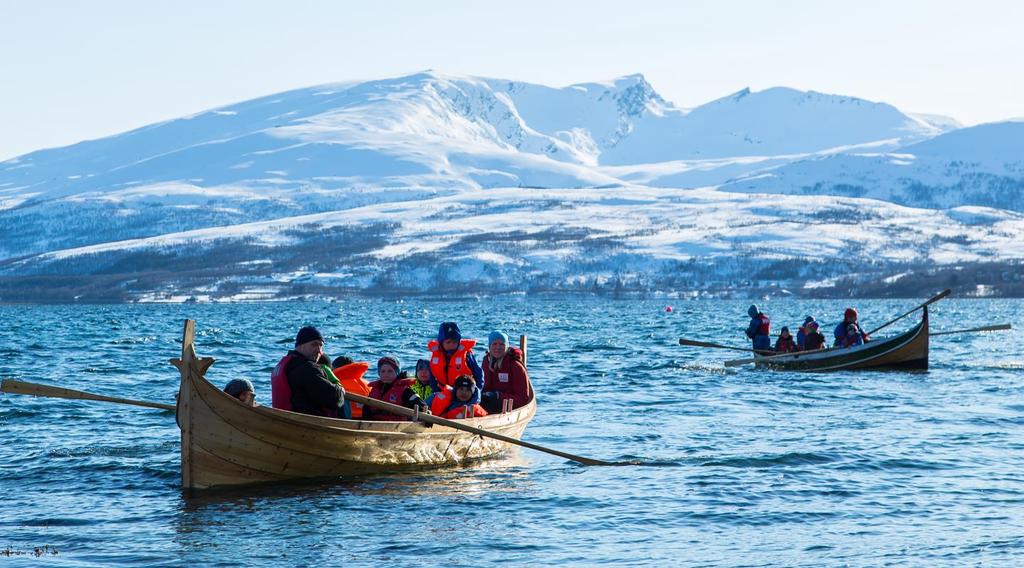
2,0,1021,162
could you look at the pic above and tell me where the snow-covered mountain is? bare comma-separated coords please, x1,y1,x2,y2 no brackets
0,70,1020,301
722,121,1024,211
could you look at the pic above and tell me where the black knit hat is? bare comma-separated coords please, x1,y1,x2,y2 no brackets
295,326,323,347
453,375,475,391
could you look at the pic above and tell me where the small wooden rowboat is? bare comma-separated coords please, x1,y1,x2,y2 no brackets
172,320,536,490
748,306,930,372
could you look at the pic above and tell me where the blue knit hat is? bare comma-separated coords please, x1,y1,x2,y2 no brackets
488,330,509,347
437,322,462,344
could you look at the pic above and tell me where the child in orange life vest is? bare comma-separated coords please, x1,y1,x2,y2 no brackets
430,375,488,419
427,322,483,403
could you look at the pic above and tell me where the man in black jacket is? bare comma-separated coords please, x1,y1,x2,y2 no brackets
282,326,345,417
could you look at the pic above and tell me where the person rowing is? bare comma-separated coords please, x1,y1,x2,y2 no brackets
745,304,772,351
834,308,870,348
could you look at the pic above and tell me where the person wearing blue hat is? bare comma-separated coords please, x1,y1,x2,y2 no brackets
745,305,772,351
480,329,532,413
426,322,483,401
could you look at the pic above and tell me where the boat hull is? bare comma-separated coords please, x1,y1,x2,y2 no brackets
752,307,929,372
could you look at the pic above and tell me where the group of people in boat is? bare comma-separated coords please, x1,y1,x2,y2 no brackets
745,305,871,353
223,321,531,422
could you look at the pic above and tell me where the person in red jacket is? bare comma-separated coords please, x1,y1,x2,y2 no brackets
774,327,797,353
431,375,488,419
365,356,428,421
480,330,532,413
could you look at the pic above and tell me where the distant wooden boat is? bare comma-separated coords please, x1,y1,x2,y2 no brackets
173,320,536,490
749,306,930,372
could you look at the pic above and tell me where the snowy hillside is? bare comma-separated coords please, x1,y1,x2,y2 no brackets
3,187,1023,302
722,121,1024,211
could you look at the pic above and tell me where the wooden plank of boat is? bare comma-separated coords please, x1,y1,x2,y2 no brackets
748,306,930,372
171,320,537,490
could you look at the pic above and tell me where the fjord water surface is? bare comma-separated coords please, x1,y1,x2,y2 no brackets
1,298,1022,566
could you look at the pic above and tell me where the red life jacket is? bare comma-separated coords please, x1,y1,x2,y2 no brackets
775,335,796,352
427,338,477,389
366,378,414,421
756,313,771,336
271,353,296,411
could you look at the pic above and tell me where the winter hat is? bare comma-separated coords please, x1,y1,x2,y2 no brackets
806,321,820,332
488,330,509,347
295,326,324,347
844,308,858,321
780,326,791,335
223,378,254,398
377,356,400,374
747,305,759,318
332,355,354,369
453,375,475,391
415,359,430,372
437,322,462,344
803,315,816,325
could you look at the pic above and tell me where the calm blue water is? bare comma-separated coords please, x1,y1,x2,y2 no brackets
1,298,1022,566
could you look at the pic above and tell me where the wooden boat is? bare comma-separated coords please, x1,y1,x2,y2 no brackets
749,306,930,372
172,320,536,490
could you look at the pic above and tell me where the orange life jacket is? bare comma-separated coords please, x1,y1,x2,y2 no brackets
427,338,477,389
332,362,371,418
430,387,488,419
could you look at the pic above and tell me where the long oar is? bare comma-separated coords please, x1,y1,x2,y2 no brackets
864,289,951,337
679,338,775,355
346,392,624,467
931,323,1011,337
1,379,175,411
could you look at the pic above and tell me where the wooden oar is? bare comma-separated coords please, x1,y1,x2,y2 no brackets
0,379,175,411
931,323,1011,337
864,288,951,337
2,379,623,467
679,338,775,355
346,392,624,466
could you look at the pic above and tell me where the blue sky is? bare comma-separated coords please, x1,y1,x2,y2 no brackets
1,0,1021,161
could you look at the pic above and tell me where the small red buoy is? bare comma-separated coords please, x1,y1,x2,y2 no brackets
665,306,673,312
